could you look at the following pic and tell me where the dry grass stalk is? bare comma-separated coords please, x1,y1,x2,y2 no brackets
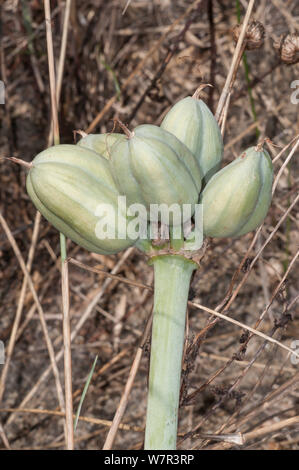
44,0,73,449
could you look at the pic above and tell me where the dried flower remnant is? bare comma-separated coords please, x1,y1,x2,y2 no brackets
273,33,299,65
232,20,265,50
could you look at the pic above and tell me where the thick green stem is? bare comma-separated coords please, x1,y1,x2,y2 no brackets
145,254,197,450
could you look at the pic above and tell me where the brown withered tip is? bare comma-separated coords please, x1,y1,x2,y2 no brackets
192,84,213,100
273,33,299,65
232,20,265,50
114,118,134,139
4,156,33,169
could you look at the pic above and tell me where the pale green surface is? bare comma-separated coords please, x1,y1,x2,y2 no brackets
236,148,273,236
110,126,199,224
136,124,202,192
161,97,202,158
109,137,147,209
161,96,223,183
145,255,197,450
200,147,273,238
32,144,117,189
27,144,135,254
198,100,223,183
27,174,112,254
77,133,125,159
129,136,198,209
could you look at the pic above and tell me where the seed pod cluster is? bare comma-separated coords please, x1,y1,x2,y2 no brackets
26,91,273,255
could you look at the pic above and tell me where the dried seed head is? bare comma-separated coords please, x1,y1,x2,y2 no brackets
232,20,265,50
273,33,299,64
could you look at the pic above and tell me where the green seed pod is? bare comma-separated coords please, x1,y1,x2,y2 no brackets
200,146,273,238
26,144,136,254
135,124,202,192
109,124,201,224
160,91,223,184
77,133,125,159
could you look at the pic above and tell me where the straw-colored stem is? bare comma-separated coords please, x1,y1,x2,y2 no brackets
44,0,73,449
215,0,256,122
145,254,197,450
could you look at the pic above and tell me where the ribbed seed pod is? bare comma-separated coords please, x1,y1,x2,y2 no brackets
26,144,136,254
77,133,125,159
135,124,202,192
200,146,273,238
109,125,201,225
160,93,223,184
